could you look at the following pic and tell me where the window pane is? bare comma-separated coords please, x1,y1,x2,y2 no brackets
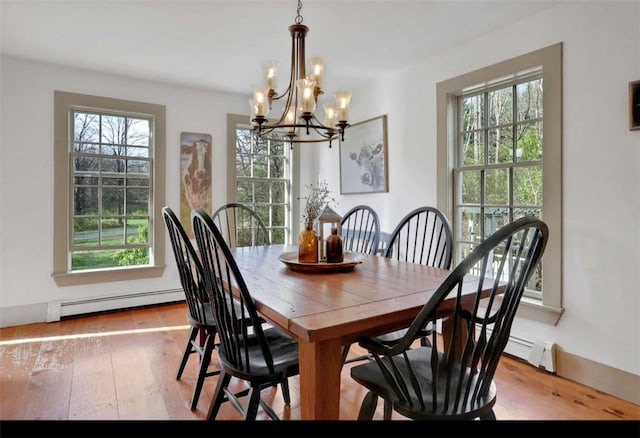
71,249,122,270
101,115,126,144
270,140,284,156
101,218,125,245
101,157,126,173
102,177,124,186
127,118,150,146
517,79,543,121
126,188,149,215
514,165,542,206
74,156,98,172
236,154,251,177
102,187,124,215
75,176,98,185
74,112,99,142
255,205,269,226
73,217,99,247
254,138,268,155
484,168,508,205
460,131,484,166
236,130,252,154
271,228,285,244
254,182,269,202
459,206,481,243
127,176,150,187
483,207,509,239
488,87,513,126
127,159,149,175
456,243,477,268
461,94,485,130
460,170,481,204
101,145,123,155
127,219,149,244
126,146,150,158
271,181,285,203
270,156,285,178
488,127,513,164
74,142,98,154
74,187,98,215
253,155,268,178
237,180,253,203
516,121,543,161
271,204,285,227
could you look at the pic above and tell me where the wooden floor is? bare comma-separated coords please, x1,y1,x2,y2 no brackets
0,301,638,424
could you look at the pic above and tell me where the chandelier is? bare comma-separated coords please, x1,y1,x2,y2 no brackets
250,0,351,147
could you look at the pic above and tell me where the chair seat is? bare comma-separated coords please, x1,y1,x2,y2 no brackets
350,346,497,420
185,303,216,329
219,326,299,379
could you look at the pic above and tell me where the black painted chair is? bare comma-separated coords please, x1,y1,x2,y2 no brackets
192,208,300,421
340,205,381,256
351,216,548,420
343,207,453,366
211,203,270,248
162,206,220,410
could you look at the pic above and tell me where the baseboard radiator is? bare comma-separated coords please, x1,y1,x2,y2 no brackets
435,320,557,373
47,288,184,322
491,329,557,373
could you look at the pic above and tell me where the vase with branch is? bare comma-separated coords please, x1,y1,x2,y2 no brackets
298,181,336,263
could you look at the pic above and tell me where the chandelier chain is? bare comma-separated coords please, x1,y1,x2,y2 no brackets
295,0,303,24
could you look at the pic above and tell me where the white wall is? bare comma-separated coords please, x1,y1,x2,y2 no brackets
1,0,638,385
319,1,640,377
0,56,249,319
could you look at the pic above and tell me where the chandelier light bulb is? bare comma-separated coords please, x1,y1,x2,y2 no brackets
334,91,352,122
309,57,325,89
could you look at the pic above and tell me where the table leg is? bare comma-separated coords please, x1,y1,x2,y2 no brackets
441,315,471,362
298,338,343,420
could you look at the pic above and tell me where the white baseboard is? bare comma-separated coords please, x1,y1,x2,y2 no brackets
51,288,184,321
0,289,184,328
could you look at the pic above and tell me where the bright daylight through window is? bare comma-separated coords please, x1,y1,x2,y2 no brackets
71,111,152,270
455,77,543,298
235,124,291,245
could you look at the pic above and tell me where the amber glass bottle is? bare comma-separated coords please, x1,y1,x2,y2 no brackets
326,227,344,263
298,222,319,263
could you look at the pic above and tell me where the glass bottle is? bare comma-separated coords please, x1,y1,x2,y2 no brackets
326,227,343,263
298,222,319,263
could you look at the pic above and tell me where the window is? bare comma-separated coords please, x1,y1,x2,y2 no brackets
53,91,166,286
437,44,563,323
227,114,293,244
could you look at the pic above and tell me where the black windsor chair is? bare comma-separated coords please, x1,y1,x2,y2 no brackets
192,208,300,421
350,216,548,420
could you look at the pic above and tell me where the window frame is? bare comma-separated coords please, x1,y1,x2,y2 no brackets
436,43,563,324
53,91,166,286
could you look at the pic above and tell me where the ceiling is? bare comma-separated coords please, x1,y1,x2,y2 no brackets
0,0,559,96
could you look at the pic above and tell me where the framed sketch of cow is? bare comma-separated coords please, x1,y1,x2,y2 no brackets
180,132,212,237
339,114,389,194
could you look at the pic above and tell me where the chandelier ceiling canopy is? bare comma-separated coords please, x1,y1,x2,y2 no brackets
250,0,351,147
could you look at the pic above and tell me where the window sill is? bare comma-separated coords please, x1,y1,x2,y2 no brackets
494,294,564,325
52,265,166,287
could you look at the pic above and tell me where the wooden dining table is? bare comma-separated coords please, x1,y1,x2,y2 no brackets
228,243,474,420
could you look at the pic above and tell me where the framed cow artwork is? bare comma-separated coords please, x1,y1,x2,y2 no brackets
339,114,389,194
180,131,212,237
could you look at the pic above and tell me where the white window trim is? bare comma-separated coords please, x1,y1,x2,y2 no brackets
436,43,563,324
53,91,166,286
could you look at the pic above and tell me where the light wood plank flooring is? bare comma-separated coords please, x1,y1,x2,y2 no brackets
0,302,638,422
